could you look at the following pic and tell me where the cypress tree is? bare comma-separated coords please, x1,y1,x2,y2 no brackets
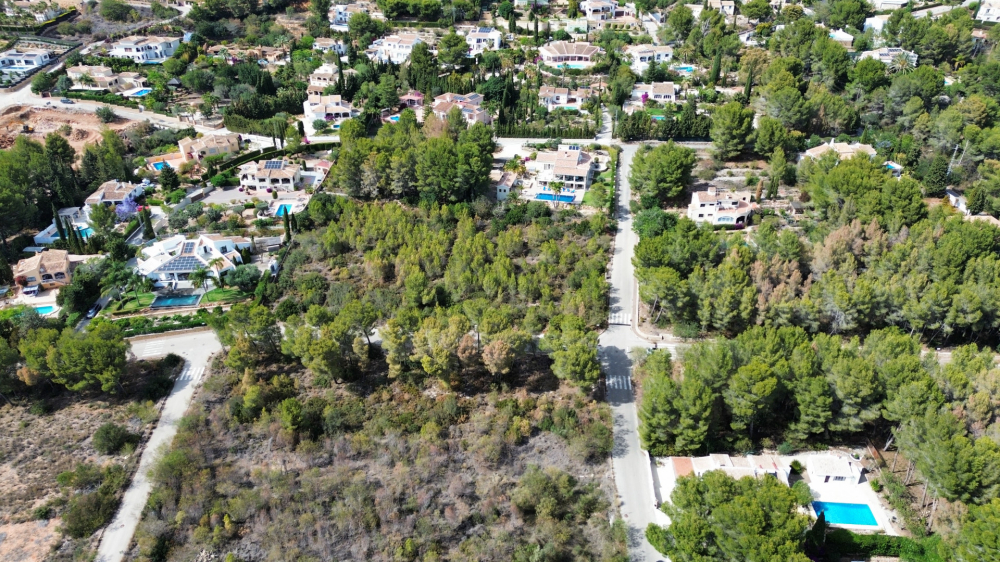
743,65,754,101
53,204,66,242
283,211,291,242
290,213,298,232
534,18,538,44
710,51,722,85
142,208,156,240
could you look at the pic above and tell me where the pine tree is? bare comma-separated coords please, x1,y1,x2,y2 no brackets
924,154,949,197
0,256,12,285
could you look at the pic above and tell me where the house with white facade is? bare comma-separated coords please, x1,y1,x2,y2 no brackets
528,144,597,192
33,207,92,245
870,0,907,10
137,234,252,289
581,0,640,29
669,453,791,485
859,46,918,66
802,139,878,161
978,0,1000,22
306,63,354,94
460,26,502,56
66,65,145,92
0,48,50,74
85,179,145,208
492,170,518,201
687,187,757,226
538,41,603,68
313,37,348,54
807,455,865,485
239,160,302,191
514,0,548,7
685,3,704,19
329,2,383,32
302,94,358,128
630,82,677,104
365,33,424,64
538,85,593,112
625,44,673,73
707,0,735,15
109,36,180,62
432,92,491,124
828,28,854,48
5,1,61,21
947,189,970,215
864,14,891,33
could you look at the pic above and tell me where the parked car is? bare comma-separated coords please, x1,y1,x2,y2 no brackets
60,98,74,104
86,303,101,319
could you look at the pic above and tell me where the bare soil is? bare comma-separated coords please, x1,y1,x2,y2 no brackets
0,105,135,153
0,518,62,562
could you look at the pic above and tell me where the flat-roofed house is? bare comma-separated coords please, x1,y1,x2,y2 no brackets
538,41,603,67
686,187,757,226
858,46,918,67
330,2,383,32
178,134,242,164
707,0,735,15
432,92,491,124
313,37,347,54
109,36,180,62
0,48,50,72
239,159,302,191
978,0,1000,22
137,234,252,288
462,27,502,55
581,0,640,29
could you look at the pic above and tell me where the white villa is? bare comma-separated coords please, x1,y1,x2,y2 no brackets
538,41,603,68
828,28,854,48
137,234,252,289
802,140,877,161
630,82,677,104
625,44,673,73
707,0,736,15
5,1,61,21
33,207,91,245
870,0,907,9
687,187,757,226
528,144,597,192
859,46,918,67
667,454,791,485
312,37,348,54
365,33,424,64
580,0,639,29
329,2,383,32
85,179,145,208
977,0,1000,22
0,48,50,75
109,36,181,62
302,94,358,128
239,159,302,192
432,92,491,124
461,26,502,56
807,455,865,485
66,65,146,92
538,85,593,112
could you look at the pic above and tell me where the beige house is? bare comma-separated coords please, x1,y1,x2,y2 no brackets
15,249,72,290
528,144,597,191
538,85,593,112
178,134,242,164
239,159,302,191
432,92,490,124
802,140,878,161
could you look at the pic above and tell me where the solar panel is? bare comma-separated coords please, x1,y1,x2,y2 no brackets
264,160,283,170
160,256,202,272
182,242,195,253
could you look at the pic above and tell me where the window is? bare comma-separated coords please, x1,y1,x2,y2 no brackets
833,476,847,482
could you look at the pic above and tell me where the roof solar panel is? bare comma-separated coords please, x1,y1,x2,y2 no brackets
264,160,283,170
182,241,195,253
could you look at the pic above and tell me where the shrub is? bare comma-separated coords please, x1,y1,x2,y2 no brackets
95,105,117,123
33,505,52,520
777,441,795,455
61,491,118,538
790,459,803,473
28,401,50,415
93,423,138,455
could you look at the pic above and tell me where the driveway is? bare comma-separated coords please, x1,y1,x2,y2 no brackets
95,329,222,562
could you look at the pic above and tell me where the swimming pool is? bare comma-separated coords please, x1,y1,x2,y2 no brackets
132,88,153,96
34,305,56,315
388,115,400,122
150,295,201,308
672,65,695,73
561,62,590,69
152,161,172,171
812,502,878,526
536,193,576,203
276,204,292,217
651,115,666,121
77,227,94,238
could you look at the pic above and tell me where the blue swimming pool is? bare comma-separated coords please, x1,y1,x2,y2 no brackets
132,88,153,96
77,227,94,238
276,204,292,217
34,305,56,315
536,193,575,203
812,502,878,526
150,295,201,308
673,65,695,73
388,115,400,122
561,62,589,69
651,115,666,121
152,161,172,171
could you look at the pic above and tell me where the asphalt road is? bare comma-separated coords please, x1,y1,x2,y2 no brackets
95,330,222,562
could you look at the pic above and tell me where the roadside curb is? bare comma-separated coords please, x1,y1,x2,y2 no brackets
127,326,213,342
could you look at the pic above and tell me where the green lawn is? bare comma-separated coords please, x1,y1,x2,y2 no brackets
202,288,251,304
106,292,156,314
582,189,605,208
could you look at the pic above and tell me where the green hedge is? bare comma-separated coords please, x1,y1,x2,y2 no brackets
119,317,207,337
821,530,946,562
495,123,595,139
0,6,77,33
63,90,140,109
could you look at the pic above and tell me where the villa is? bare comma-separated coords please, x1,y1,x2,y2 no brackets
977,0,1000,22
686,187,757,226
625,44,673,73
493,170,518,201
864,14,890,33
828,28,854,48
537,41,603,68
177,133,242,164
685,3,704,19
33,207,91,245
137,234,252,289
15,249,76,291
432,92,490,124
312,37,347,54
401,90,424,109
239,159,302,192
306,63,356,94
707,0,736,15
538,85,594,112
528,144,597,192
67,65,146,92
668,453,790,485
514,0,548,6
460,26,502,56
85,179,145,208
630,82,677,104
302,94,358,127
109,36,181,63
0,48,50,75
329,2,383,32
365,33,424,64
802,140,877,161
858,47,918,67
580,0,639,29
807,455,865,485
5,1,61,21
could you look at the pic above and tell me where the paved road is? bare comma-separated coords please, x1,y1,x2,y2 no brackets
95,330,222,562
600,142,675,561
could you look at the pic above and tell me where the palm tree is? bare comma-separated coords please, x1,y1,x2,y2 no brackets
188,266,210,292
889,52,913,74
100,261,133,303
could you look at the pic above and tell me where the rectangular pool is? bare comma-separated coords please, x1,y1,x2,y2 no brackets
76,226,94,238
132,88,153,96
276,204,292,217
150,295,201,308
34,305,56,315
152,161,172,171
536,193,576,203
812,501,878,526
